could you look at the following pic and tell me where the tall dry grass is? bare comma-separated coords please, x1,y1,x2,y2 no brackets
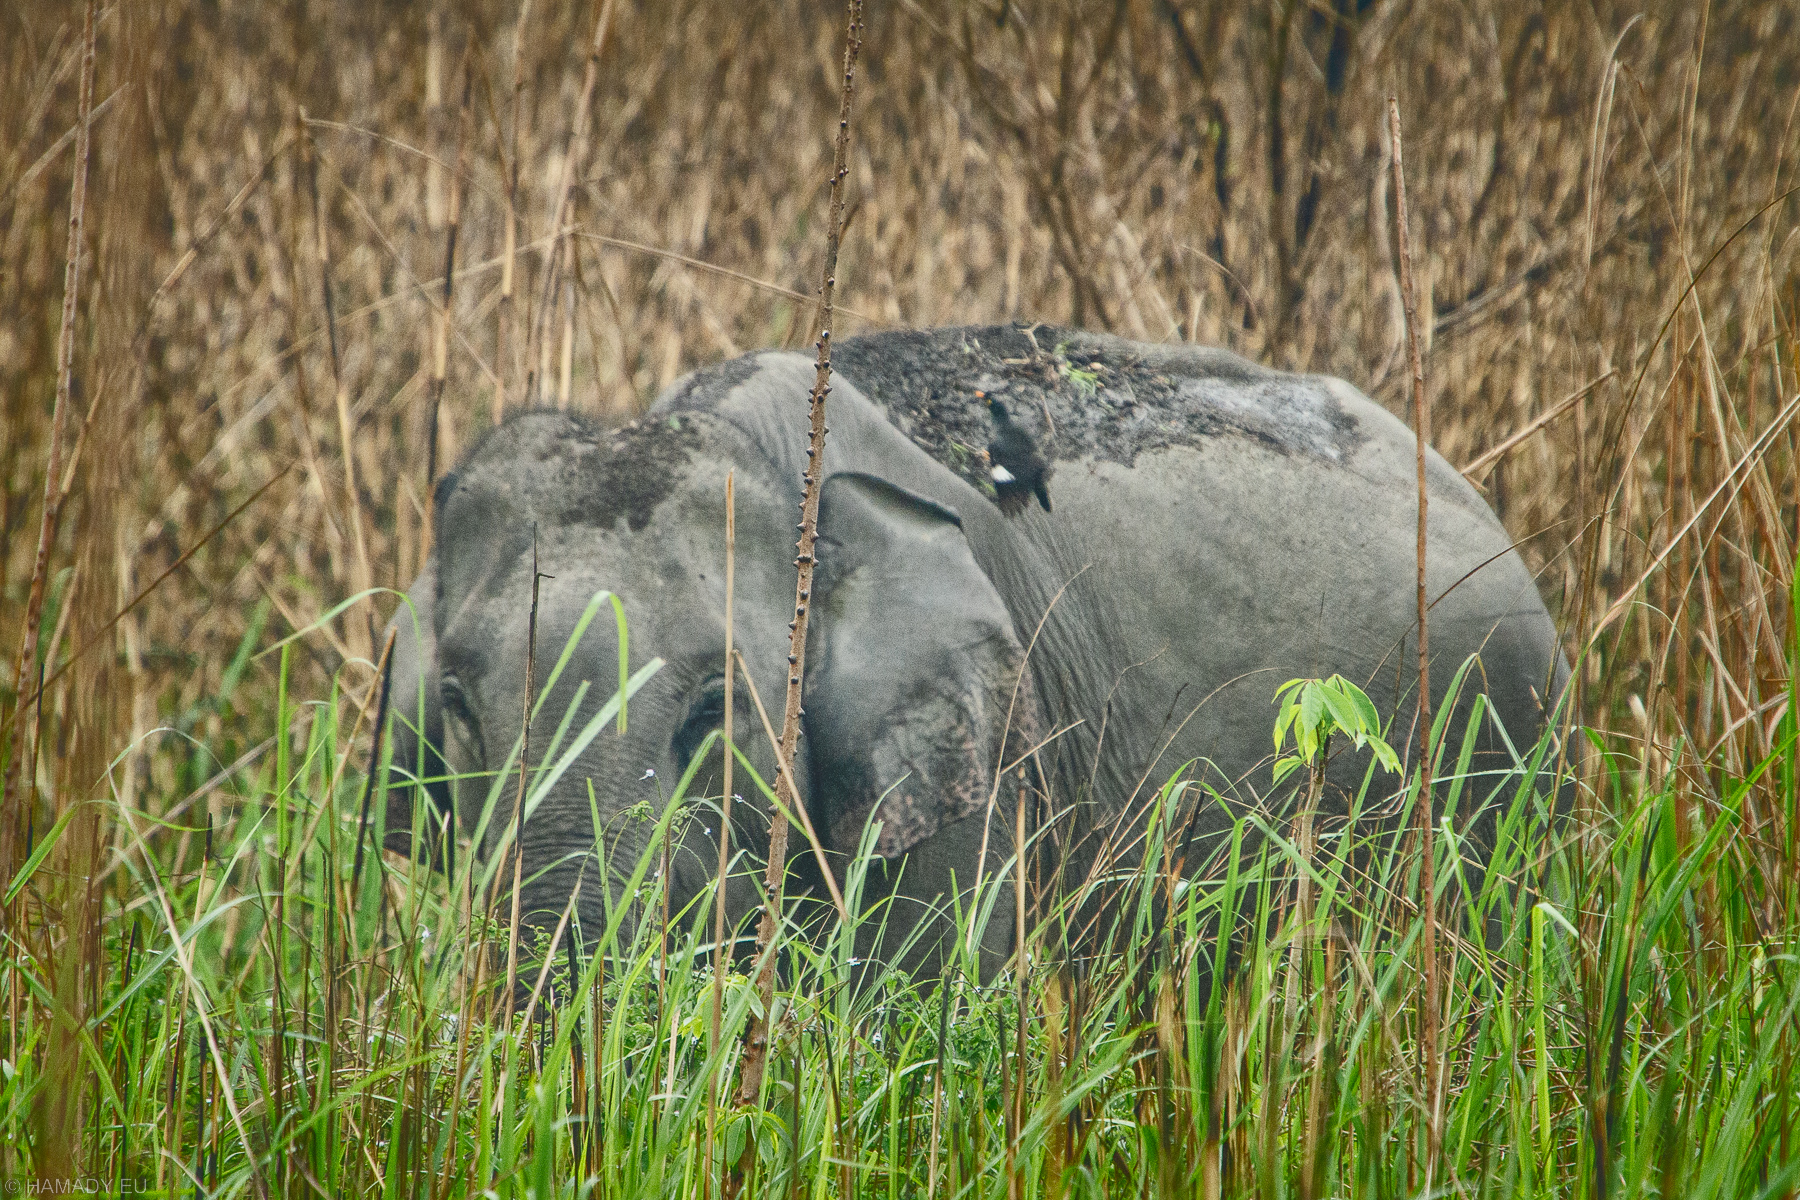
0,0,1796,1190
4,0,1795,767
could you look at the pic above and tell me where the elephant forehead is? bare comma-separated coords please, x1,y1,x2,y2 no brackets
439,407,711,536
436,474,791,657
518,512,798,656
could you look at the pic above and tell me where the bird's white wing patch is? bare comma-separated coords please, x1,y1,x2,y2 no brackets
990,465,1016,483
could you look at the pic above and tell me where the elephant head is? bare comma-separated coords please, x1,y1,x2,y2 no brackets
382,409,1030,972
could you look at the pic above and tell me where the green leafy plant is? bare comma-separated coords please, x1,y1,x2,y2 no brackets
1271,673,1401,786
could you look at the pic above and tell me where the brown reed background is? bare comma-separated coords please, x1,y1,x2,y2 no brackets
2,0,1796,921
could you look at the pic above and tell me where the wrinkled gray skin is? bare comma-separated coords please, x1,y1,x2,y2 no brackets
384,325,1566,979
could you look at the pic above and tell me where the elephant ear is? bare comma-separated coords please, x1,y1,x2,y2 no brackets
380,566,455,869
808,473,1029,859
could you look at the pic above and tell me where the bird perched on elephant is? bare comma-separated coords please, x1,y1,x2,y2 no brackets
984,396,1053,515
381,324,1567,980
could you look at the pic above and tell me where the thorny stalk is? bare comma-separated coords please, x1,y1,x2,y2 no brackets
730,0,865,1169
1388,94,1441,1179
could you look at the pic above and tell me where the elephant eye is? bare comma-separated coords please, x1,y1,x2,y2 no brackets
439,674,470,717
440,674,485,766
673,678,728,772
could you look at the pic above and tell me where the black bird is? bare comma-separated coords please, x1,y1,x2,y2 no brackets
984,396,1052,516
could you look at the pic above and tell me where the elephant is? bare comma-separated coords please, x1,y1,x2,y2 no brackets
381,323,1567,980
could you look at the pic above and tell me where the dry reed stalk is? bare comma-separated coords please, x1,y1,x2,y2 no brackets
926,960,952,1200
0,451,284,721
557,276,575,408
566,937,589,1151
1300,933,1340,1200
1040,968,1067,1198
350,626,399,892
577,233,883,323
2,84,124,216
294,629,396,1040
127,143,298,373
319,155,502,393
1461,371,1616,482
818,1019,853,1200
1226,980,1251,1192
1667,316,1693,846
1,0,97,884
525,0,616,407
653,820,672,1117
431,859,485,1200
1008,765,1029,1200
705,470,736,1198
37,458,285,688
517,884,580,1029
502,528,547,1027
1201,1022,1223,1200
586,927,607,1167
1593,392,1800,642
1388,94,1441,1180
729,4,865,1174
425,51,474,549
275,135,351,613
494,0,532,420
298,108,375,660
